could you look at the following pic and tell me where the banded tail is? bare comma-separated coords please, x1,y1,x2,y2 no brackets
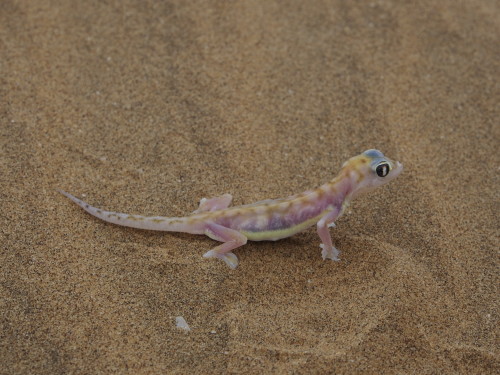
58,190,194,233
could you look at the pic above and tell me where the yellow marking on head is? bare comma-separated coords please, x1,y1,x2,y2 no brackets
356,169,365,183
342,157,368,183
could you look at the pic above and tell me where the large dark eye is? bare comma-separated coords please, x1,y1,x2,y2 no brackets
376,162,390,177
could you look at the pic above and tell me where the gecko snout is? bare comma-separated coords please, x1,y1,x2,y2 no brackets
390,161,403,179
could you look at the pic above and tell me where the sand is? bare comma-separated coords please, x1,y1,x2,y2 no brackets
1,0,498,373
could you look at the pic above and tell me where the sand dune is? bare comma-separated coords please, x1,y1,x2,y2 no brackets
1,1,498,373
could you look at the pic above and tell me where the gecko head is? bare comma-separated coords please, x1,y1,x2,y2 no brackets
342,149,403,198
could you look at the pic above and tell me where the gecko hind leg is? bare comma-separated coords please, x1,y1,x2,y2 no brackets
193,194,233,213
202,223,247,269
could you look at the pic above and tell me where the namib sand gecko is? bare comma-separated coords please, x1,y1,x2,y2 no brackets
59,149,402,269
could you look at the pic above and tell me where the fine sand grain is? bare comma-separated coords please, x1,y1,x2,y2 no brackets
1,1,498,373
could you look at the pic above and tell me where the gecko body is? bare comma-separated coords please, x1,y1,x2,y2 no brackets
59,149,402,269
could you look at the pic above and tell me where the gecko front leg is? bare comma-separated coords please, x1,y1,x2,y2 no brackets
317,207,341,261
193,194,233,213
202,222,247,269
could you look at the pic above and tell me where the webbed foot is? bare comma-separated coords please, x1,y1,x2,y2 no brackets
193,194,233,213
203,250,239,269
320,244,340,261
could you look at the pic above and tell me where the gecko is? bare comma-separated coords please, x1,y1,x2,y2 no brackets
59,149,402,269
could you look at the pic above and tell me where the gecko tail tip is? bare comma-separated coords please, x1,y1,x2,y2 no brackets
56,189,71,198
57,189,81,203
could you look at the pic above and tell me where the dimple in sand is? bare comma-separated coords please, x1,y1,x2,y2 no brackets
59,149,403,269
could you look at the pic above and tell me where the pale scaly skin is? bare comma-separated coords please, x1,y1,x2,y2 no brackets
59,149,403,269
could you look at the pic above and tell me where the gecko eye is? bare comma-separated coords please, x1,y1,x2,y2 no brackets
375,162,390,177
